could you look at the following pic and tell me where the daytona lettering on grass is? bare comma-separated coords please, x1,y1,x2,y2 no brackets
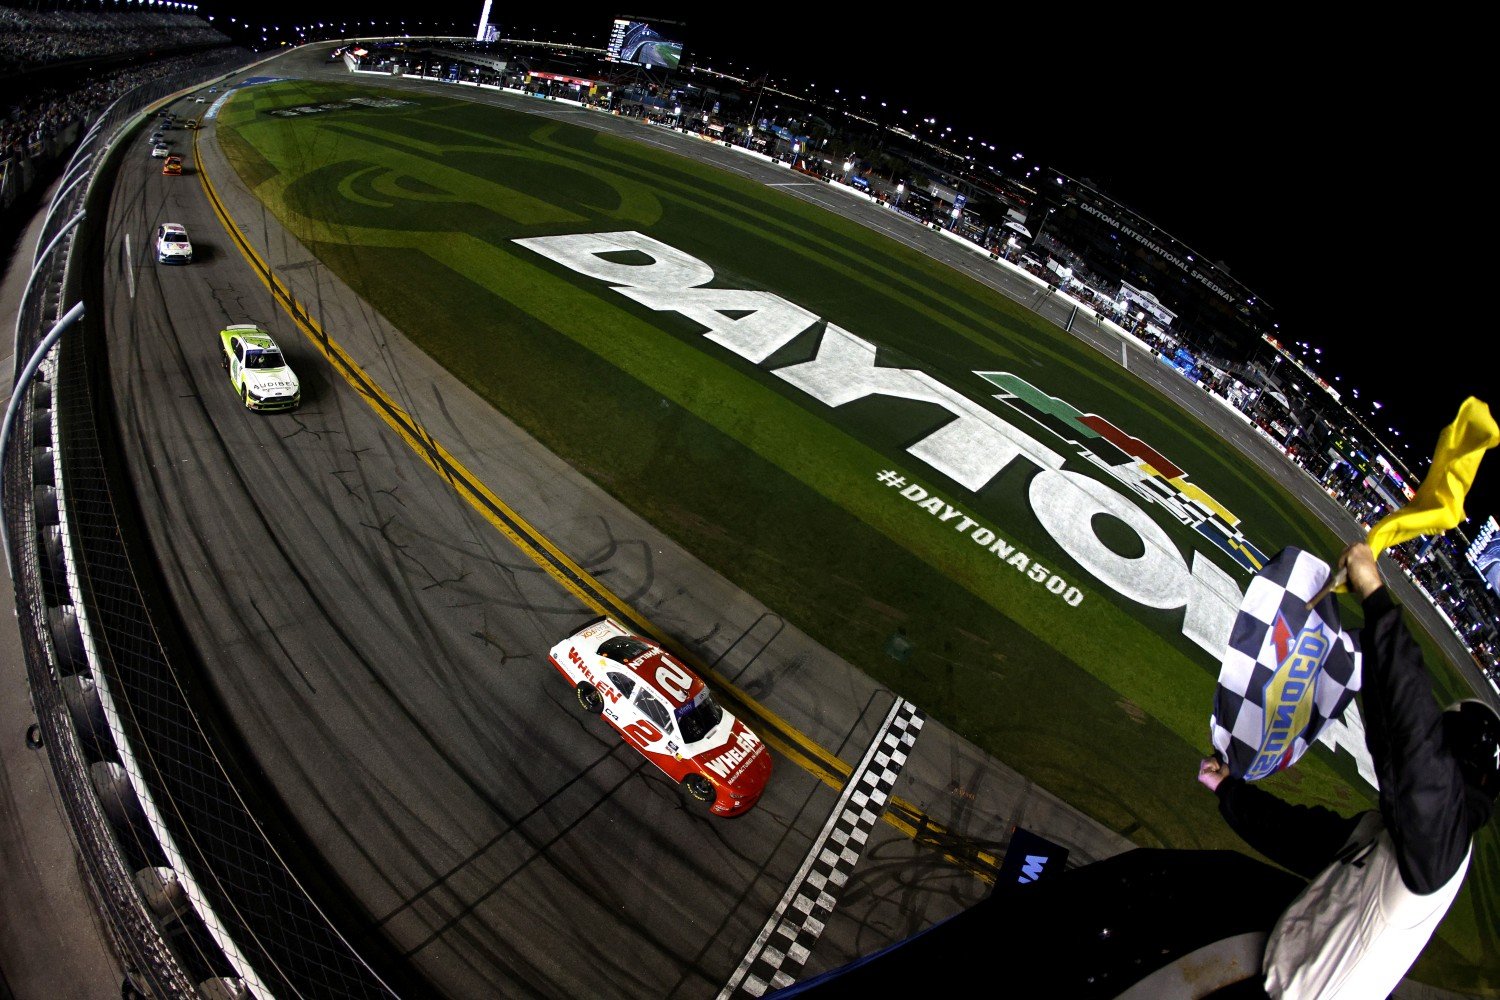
880,470,1084,607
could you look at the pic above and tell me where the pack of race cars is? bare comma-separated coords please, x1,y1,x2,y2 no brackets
151,112,187,174
143,96,767,813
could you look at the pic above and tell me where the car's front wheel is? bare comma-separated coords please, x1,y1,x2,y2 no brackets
681,773,714,804
240,384,251,409
575,682,603,715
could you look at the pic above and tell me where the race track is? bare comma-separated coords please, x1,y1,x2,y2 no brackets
97,47,1132,999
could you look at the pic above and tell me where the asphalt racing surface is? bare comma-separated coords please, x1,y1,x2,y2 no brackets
98,48,1136,999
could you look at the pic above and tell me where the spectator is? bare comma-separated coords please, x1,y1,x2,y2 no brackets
1,7,227,74
4,46,244,211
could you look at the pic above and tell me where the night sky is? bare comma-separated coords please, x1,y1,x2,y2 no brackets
199,4,1497,526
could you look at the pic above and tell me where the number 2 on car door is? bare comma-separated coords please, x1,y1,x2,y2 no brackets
623,720,663,748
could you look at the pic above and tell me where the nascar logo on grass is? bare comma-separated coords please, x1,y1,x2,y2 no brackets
980,373,1267,574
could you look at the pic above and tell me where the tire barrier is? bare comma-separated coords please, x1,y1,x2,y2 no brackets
199,977,251,1000
30,404,53,449
88,761,141,830
45,603,87,675
32,446,55,486
59,674,112,761
88,762,171,875
60,672,101,726
1,54,404,1000
32,483,59,526
133,867,190,925
37,522,69,607
7,181,201,993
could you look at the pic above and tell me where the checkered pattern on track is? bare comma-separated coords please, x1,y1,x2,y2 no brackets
727,699,924,998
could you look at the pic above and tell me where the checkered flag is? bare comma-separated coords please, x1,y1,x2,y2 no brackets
1210,547,1363,780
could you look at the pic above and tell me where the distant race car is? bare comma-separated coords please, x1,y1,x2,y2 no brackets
548,617,771,816
161,155,183,175
184,119,200,130
219,325,300,411
150,142,169,158
155,223,192,263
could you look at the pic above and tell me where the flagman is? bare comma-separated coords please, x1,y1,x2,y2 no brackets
1198,541,1500,999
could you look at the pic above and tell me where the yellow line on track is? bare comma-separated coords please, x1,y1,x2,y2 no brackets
190,126,999,886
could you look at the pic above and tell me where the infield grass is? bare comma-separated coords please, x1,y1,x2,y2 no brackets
214,79,1498,992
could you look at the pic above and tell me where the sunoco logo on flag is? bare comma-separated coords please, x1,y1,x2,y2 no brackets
1244,613,1328,779
1210,548,1362,780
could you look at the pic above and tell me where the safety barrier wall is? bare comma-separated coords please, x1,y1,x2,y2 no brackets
3,55,399,999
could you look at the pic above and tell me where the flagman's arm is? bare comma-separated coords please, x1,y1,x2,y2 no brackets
1199,758,1362,879
1343,544,1473,895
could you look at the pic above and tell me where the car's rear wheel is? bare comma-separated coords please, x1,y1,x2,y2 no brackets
575,682,603,715
681,773,714,804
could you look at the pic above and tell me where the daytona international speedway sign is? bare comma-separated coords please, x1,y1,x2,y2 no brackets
514,230,1376,785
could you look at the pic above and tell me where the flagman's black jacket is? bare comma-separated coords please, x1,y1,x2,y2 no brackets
1214,587,1491,893
1211,588,1493,997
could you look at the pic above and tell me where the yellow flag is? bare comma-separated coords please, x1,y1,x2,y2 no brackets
1366,397,1498,556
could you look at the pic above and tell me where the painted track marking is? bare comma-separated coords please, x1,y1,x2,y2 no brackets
718,699,925,998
